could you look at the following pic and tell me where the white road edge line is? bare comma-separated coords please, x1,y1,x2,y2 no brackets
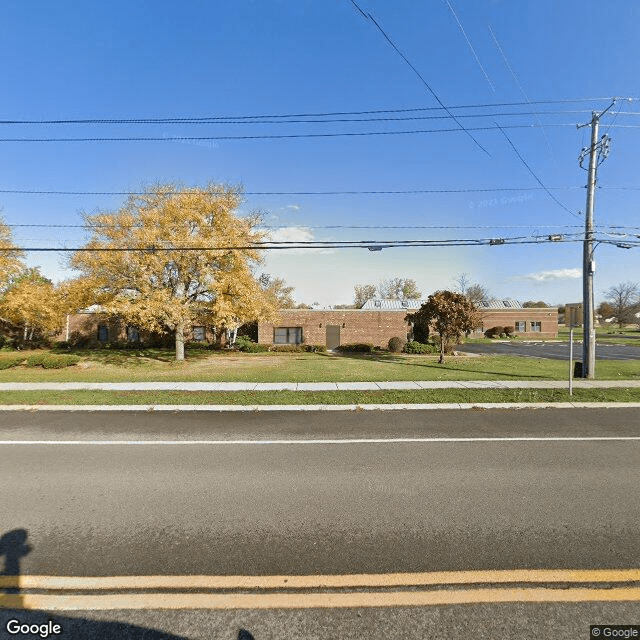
1,402,640,411
1,437,640,445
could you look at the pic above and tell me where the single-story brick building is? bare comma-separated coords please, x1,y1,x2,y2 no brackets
57,307,218,346
258,299,558,348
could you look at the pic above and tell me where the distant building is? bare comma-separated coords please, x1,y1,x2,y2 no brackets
258,298,558,348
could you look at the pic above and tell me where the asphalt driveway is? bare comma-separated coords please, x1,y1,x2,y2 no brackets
457,341,640,361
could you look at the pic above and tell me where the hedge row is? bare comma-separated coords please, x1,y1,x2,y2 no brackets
0,354,81,370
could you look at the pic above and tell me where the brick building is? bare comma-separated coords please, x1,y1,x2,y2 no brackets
57,307,218,346
258,299,558,348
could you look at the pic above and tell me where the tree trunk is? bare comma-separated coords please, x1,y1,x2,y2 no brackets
175,320,185,361
439,335,445,364
23,325,28,342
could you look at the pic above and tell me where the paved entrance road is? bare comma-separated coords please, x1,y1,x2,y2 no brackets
2,409,640,639
458,340,640,360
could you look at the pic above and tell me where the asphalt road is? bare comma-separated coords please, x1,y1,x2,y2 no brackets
457,340,640,360
1,409,640,639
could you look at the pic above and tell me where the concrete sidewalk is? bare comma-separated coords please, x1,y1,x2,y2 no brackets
1,380,640,391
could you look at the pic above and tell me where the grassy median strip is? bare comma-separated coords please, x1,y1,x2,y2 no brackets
3,388,640,405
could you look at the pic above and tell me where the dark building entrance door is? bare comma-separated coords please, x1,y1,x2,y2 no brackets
325,325,341,349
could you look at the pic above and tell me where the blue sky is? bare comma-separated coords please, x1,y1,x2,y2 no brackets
1,0,639,306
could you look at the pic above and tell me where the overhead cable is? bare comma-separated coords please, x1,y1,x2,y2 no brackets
5,236,588,252
494,122,578,217
0,110,608,127
0,123,577,143
0,98,628,124
348,0,491,155
0,186,583,196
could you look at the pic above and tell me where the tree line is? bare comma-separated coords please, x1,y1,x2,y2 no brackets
0,184,297,360
1,183,638,361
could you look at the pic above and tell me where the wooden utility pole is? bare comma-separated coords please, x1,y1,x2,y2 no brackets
577,105,613,378
582,113,599,379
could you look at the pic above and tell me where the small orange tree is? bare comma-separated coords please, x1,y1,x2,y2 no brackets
406,290,477,364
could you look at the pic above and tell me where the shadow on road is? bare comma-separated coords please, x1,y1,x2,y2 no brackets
0,529,256,639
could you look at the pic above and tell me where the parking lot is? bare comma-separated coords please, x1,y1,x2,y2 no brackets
457,341,640,361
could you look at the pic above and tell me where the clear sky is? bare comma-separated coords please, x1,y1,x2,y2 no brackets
1,0,639,307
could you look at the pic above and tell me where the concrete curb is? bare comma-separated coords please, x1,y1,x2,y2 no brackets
3,402,640,411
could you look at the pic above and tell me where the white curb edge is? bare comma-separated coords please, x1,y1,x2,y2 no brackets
2,402,640,411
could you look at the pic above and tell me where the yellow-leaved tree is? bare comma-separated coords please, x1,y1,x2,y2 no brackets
0,218,25,291
1,269,66,343
70,184,279,360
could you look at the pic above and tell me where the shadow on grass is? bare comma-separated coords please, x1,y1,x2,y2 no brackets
324,350,558,380
53,348,217,367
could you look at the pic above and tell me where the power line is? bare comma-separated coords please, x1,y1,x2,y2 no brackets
2,236,591,252
0,110,604,127
7,223,597,230
0,185,583,196
489,24,558,170
494,122,578,217
444,0,495,92
594,124,640,129
0,123,577,143
0,98,627,124
348,0,491,156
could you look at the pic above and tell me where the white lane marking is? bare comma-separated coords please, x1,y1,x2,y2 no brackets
1,436,640,445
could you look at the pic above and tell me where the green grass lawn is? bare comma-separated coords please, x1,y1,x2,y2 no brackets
3,387,640,405
0,348,639,382
557,326,640,345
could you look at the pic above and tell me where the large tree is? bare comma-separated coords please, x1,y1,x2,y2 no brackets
70,184,278,360
465,283,492,307
378,277,421,300
603,281,640,328
405,290,476,364
1,269,64,343
354,284,377,308
596,301,614,320
354,278,421,308
454,273,492,306
259,273,296,308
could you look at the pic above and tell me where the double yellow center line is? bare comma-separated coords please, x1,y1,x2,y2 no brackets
2,569,640,610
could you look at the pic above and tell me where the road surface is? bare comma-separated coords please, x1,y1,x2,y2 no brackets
1,409,639,639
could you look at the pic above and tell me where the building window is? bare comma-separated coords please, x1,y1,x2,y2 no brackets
97,324,109,343
515,321,526,332
530,321,541,332
192,326,206,342
274,327,302,344
126,326,140,342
